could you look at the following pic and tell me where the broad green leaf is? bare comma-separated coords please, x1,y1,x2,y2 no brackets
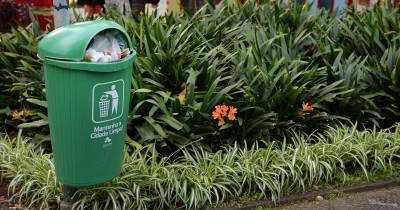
0,107,11,115
18,119,48,128
157,115,184,130
143,116,167,138
26,98,48,108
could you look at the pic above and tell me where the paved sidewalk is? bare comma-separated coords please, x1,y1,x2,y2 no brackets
274,186,400,210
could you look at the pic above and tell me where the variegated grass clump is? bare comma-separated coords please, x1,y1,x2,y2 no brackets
1,123,400,209
0,131,62,209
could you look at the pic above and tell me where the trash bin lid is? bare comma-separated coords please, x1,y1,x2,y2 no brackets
38,20,133,61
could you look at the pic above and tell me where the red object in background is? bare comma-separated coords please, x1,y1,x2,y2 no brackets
17,0,54,31
347,0,353,6
34,13,54,30
80,0,103,17
83,4,103,17
24,0,53,7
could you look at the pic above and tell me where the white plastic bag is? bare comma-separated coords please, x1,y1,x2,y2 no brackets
110,38,122,61
84,30,129,63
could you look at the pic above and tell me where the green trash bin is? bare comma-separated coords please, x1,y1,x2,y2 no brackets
38,20,136,187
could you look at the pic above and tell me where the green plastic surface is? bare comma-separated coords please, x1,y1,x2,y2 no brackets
39,21,137,187
38,20,133,62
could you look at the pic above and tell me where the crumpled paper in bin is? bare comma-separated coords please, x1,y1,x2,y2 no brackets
84,30,130,63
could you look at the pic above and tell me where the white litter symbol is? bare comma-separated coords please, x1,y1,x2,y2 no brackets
104,84,119,115
92,79,124,124
105,137,111,143
99,95,110,118
98,85,119,118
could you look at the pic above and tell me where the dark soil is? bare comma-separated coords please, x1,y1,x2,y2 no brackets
274,186,400,210
0,182,32,210
0,182,10,210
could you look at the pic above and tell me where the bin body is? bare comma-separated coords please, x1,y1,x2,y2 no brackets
38,20,136,187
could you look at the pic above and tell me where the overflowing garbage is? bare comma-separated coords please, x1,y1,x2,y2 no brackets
84,30,130,63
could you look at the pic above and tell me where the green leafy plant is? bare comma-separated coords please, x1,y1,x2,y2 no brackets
1,123,400,209
1,1,400,150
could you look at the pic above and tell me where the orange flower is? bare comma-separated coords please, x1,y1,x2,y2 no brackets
221,105,229,117
212,105,238,126
217,117,225,126
23,108,30,118
212,112,220,120
212,105,222,119
11,110,20,121
228,106,237,121
302,102,314,112
178,87,187,104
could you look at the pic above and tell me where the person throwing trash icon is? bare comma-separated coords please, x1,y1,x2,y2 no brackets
104,85,119,115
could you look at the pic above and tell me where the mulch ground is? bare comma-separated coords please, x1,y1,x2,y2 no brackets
2,181,400,210
0,182,31,210
274,186,400,210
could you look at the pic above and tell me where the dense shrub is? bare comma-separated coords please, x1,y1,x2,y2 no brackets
1,2,400,150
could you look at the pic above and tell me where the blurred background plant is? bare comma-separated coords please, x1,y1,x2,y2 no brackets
0,0,31,33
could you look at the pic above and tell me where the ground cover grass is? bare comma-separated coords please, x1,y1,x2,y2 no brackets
218,158,400,209
1,123,400,209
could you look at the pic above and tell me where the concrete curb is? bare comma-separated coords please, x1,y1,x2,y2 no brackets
212,177,400,210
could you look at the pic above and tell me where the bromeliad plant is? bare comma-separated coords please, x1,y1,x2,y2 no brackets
1,1,400,150
0,25,49,141
119,4,348,149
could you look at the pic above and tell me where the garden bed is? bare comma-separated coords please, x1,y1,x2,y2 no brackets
1,124,400,209
1,2,400,151
215,174,400,209
0,181,30,210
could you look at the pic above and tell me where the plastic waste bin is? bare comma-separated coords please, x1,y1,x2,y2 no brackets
38,20,136,187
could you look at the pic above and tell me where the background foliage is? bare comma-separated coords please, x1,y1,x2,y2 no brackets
1,2,400,151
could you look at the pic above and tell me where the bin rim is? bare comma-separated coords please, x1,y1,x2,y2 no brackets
41,51,137,73
38,20,134,62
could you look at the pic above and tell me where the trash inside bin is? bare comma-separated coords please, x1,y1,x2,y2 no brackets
38,20,137,187
84,30,131,63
